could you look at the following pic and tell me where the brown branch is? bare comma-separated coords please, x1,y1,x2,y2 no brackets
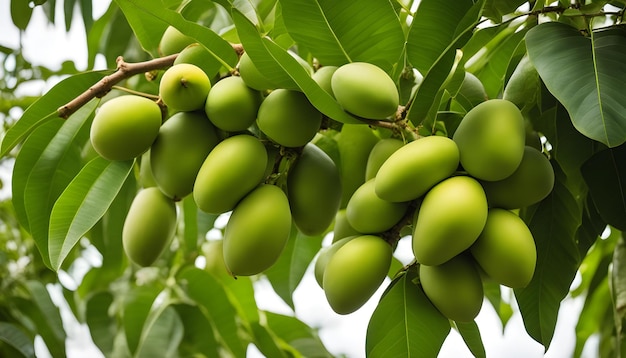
57,54,179,119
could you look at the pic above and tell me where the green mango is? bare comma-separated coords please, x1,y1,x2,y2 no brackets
122,187,177,267
223,184,292,276
150,111,220,200
205,76,262,132
365,137,404,181
374,136,459,202
332,209,361,243
203,240,232,279
90,95,162,161
193,134,268,214
419,254,483,322
481,146,554,209
312,66,338,97
449,72,488,113
331,62,399,120
452,99,525,181
313,235,358,287
346,179,409,234
412,176,488,266
159,63,211,112
139,150,157,188
238,52,277,91
288,143,342,236
174,43,221,82
503,55,540,113
323,235,392,314
256,89,322,147
470,208,536,288
159,26,194,56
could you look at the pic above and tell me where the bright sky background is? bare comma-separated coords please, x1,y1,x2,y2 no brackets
0,1,598,357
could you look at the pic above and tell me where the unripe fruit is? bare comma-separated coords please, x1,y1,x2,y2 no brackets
346,179,409,234
238,52,277,91
159,63,211,112
122,187,177,267
412,176,488,266
503,55,540,112
203,240,232,278
470,208,536,288
312,66,338,97
314,235,358,287
257,89,322,147
139,150,157,188
159,26,194,56
453,99,525,181
174,43,221,81
419,254,484,322
90,95,162,161
481,146,554,209
332,209,361,243
375,136,460,202
323,235,392,314
205,76,262,132
223,184,292,276
450,72,488,112
150,111,220,200
193,135,268,214
365,138,404,181
331,62,399,120
288,143,342,236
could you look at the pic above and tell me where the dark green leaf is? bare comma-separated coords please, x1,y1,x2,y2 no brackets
612,235,626,352
122,285,163,355
103,9,134,68
526,22,626,147
279,0,405,72
87,3,116,69
265,312,333,358
85,292,116,356
181,195,199,254
10,0,33,30
48,157,134,271
483,0,527,22
79,0,94,33
0,322,35,358
454,321,486,358
366,267,450,357
174,304,220,358
581,145,626,231
23,281,66,358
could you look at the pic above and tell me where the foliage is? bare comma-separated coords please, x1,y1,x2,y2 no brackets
1,0,626,357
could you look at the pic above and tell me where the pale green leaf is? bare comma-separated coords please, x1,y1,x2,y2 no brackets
174,304,220,358
85,292,116,356
265,312,333,358
136,306,183,358
122,285,163,355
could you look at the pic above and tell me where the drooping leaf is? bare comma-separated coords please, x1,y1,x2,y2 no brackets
482,0,527,22
102,8,134,69
581,145,626,231
250,322,289,358
366,267,450,357
86,3,116,69
181,195,200,254
48,157,134,271
135,306,184,358
174,304,220,358
279,0,405,72
1,71,108,157
265,312,333,358
526,22,626,147
454,321,486,358
0,322,35,358
85,291,116,356
21,281,66,358
612,233,626,351
122,285,163,355
220,275,260,325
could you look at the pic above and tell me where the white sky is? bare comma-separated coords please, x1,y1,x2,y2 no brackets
0,1,597,357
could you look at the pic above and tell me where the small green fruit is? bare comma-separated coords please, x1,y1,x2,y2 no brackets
450,72,488,112
174,43,221,81
159,26,194,56
346,179,409,234
312,66,338,97
419,254,483,322
331,62,399,120
159,63,211,112
90,95,162,161
257,89,322,147
332,209,361,243
470,208,536,288
205,76,262,132
223,184,292,276
365,138,404,181
122,187,177,267
203,240,232,278
238,52,277,91
323,235,392,314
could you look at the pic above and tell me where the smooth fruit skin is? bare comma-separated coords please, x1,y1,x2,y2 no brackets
332,209,361,243
450,72,488,112
150,111,220,200
419,254,484,322
470,208,536,288
139,150,157,188
288,143,342,236
256,89,322,147
174,43,221,82
223,184,292,276
331,62,399,120
346,179,409,234
193,134,268,214
205,76,262,132
365,138,404,181
159,26,194,56
90,95,162,161
203,240,232,279
314,235,358,287
481,146,555,209
412,176,488,266
122,187,177,267
312,66,338,97
323,235,392,315
238,52,277,91
375,136,460,202
159,63,211,112
452,99,525,181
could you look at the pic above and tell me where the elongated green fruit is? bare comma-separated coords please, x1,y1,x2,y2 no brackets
375,136,459,202
323,235,392,314
122,187,177,267
365,138,404,181
346,179,409,234
223,185,292,276
313,235,358,287
159,26,194,56
193,134,267,214
205,76,262,132
332,209,361,243
238,52,277,91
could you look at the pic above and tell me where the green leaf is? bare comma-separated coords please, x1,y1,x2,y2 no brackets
265,312,333,358
265,229,324,309
20,100,97,267
250,322,289,358
1,71,108,157
221,275,260,325
232,9,362,124
181,195,199,254
87,3,116,69
515,168,583,349
22,281,66,358
178,267,247,357
64,0,77,31
11,0,33,30
173,304,220,358
581,145,626,231
525,22,626,147
103,9,134,69
279,0,405,72
48,157,134,271
136,306,184,358
0,322,35,358
366,267,450,357
85,291,116,356
122,285,163,355
454,321,486,358
482,0,527,22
